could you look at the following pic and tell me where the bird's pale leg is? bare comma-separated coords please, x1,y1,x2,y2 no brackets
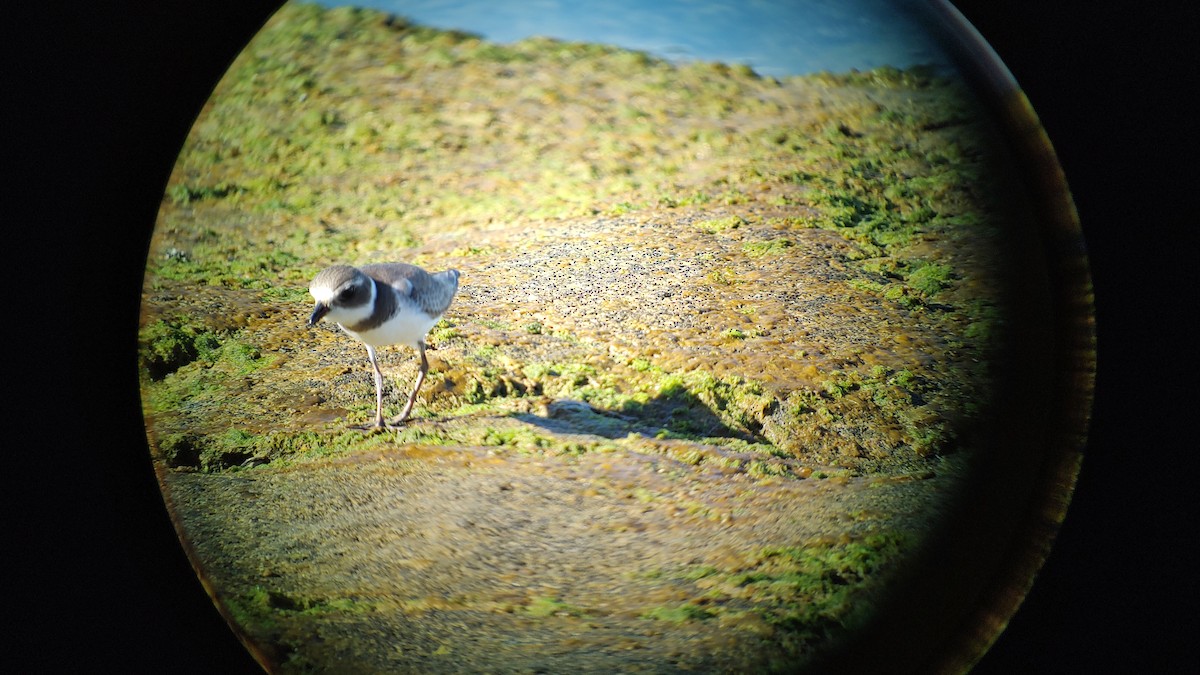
354,344,387,430
390,342,428,426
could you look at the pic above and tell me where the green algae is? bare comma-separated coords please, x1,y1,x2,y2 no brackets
525,595,588,618
695,215,746,233
138,319,223,380
636,530,910,664
742,237,795,257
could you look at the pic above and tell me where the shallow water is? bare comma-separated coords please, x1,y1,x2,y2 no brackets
314,0,952,77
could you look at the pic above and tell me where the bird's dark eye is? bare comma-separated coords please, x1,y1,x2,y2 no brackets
338,287,355,301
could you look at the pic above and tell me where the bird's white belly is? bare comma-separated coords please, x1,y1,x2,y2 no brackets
341,303,440,349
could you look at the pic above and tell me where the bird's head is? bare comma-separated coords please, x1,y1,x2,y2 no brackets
308,265,373,327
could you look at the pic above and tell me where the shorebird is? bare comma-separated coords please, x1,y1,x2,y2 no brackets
308,263,460,429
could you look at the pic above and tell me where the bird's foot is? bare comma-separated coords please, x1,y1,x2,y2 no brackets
346,419,415,432
347,418,394,432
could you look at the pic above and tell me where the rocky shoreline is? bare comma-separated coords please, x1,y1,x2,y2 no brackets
140,3,1015,671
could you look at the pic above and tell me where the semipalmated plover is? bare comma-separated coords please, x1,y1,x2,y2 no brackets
308,263,460,429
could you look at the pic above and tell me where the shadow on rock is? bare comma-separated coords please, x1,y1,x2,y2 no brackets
515,388,766,445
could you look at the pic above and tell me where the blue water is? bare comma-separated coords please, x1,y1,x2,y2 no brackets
308,0,952,78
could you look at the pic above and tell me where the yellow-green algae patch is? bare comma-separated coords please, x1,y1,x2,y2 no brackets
141,3,1016,672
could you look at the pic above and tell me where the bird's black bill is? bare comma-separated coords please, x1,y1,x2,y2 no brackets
308,303,329,326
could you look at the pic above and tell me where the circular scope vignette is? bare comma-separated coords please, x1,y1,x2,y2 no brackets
138,2,1094,672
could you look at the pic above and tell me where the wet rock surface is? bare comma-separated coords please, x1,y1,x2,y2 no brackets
164,443,965,672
